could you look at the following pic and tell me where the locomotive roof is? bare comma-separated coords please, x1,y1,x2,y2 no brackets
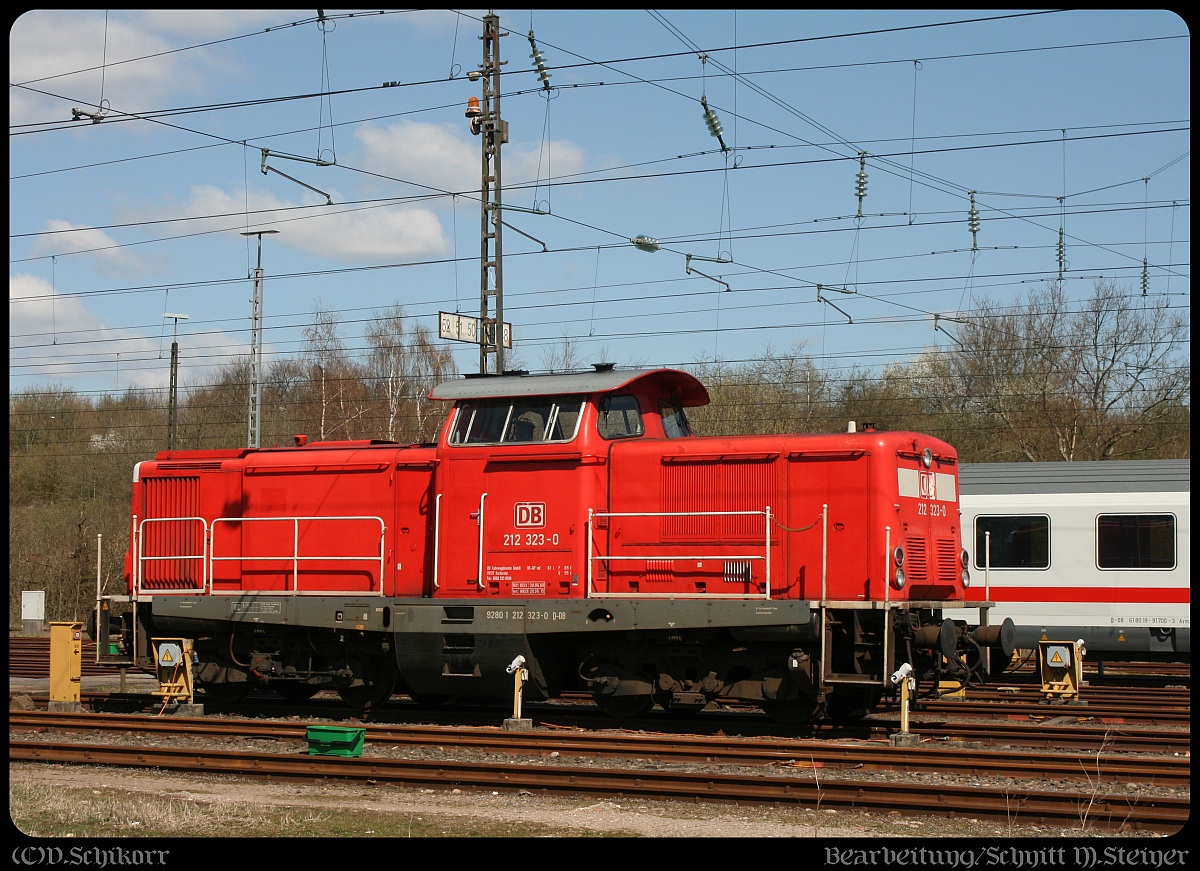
960,459,1190,495
428,366,710,405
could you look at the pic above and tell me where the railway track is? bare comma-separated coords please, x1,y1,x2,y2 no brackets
9,733,1185,835
12,687,1190,754
10,710,1191,788
11,638,1189,836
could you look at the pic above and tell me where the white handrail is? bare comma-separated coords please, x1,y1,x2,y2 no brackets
476,493,487,589
432,493,443,590
137,514,386,596
209,515,386,595
135,516,209,595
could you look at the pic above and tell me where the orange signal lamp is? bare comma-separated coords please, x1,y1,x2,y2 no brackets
465,96,482,135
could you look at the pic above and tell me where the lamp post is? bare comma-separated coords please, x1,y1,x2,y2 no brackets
241,229,278,448
164,313,189,450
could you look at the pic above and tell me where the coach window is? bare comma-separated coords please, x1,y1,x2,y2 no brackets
597,394,643,440
974,515,1049,569
1097,514,1176,569
660,400,692,438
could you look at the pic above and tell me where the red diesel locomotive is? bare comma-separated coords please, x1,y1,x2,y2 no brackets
105,364,1012,723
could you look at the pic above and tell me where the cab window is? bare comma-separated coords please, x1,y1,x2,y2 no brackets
597,395,643,440
450,395,585,445
660,400,692,438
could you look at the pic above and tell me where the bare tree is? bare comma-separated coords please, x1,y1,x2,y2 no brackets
691,343,833,435
364,305,457,442
916,280,1190,461
302,303,368,440
539,332,585,373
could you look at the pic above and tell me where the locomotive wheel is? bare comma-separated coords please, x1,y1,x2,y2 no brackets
273,683,321,702
199,682,253,705
759,698,821,725
336,677,396,709
592,692,653,719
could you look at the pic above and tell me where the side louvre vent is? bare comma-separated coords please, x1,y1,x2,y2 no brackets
904,537,928,584
937,539,959,584
141,476,202,589
661,458,776,538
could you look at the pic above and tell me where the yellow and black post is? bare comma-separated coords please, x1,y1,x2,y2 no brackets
1039,639,1087,704
151,638,196,709
49,621,83,712
503,654,533,731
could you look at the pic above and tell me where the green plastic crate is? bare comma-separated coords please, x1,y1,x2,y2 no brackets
306,725,365,757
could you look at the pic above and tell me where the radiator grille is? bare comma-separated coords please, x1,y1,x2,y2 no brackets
141,477,202,590
936,538,959,584
661,460,775,538
904,537,928,584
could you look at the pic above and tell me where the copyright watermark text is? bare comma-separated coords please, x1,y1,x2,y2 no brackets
825,847,1189,870
13,847,170,867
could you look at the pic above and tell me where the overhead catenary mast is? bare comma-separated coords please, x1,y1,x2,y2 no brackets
475,11,508,375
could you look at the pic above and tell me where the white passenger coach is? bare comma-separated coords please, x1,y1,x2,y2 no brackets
949,460,1190,665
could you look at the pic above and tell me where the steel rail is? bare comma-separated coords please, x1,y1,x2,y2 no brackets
9,710,1190,788
9,739,1185,835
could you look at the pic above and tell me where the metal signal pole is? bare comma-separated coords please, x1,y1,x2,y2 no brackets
164,313,189,450
241,229,278,447
475,12,508,374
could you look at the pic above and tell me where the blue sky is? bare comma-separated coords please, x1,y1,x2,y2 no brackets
9,9,1191,397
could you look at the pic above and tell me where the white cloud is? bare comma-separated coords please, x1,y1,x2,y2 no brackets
138,10,283,39
28,220,152,278
10,272,103,340
8,10,266,127
355,119,588,194
153,182,451,264
9,271,244,393
355,121,477,196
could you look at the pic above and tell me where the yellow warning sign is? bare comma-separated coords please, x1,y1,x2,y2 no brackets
1039,640,1084,702
162,649,174,663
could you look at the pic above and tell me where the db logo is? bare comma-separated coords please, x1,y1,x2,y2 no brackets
515,502,545,528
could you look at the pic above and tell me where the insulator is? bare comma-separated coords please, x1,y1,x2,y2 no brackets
528,32,552,91
856,171,867,197
699,96,724,139
704,107,723,138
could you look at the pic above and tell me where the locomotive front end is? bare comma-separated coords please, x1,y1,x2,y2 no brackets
877,432,1015,684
